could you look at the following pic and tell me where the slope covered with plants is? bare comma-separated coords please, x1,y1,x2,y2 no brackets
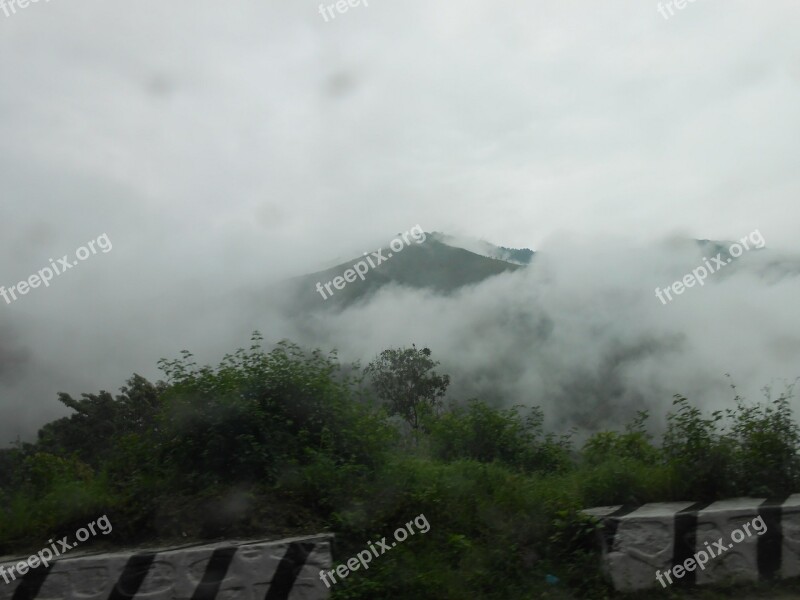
1,333,799,599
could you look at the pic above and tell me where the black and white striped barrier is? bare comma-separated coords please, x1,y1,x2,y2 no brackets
0,533,333,600
585,495,800,591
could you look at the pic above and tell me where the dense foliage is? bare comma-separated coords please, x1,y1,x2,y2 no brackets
1,334,798,599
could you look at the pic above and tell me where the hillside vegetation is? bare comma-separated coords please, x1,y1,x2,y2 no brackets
1,333,799,599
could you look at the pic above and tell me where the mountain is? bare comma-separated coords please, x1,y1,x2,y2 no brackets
277,230,793,314
280,233,531,312
427,232,535,265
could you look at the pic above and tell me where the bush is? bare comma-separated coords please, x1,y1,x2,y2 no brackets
2,335,800,599
329,458,583,600
725,385,800,496
660,389,800,500
427,399,572,474
582,411,659,467
661,394,736,500
0,453,114,552
156,335,394,489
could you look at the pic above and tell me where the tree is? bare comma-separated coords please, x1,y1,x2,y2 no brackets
365,345,449,430
36,374,165,466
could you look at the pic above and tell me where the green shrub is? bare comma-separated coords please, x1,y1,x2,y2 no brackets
330,458,584,600
577,457,674,507
0,456,115,552
725,385,800,496
427,399,572,474
3,335,800,600
582,411,659,467
156,335,394,489
661,395,736,500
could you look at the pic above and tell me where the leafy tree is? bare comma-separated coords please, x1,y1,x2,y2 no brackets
365,345,449,431
36,374,165,466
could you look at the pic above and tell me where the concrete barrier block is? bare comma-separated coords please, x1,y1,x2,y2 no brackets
586,494,800,592
0,533,333,600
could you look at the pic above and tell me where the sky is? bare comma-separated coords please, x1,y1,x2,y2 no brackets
1,0,799,442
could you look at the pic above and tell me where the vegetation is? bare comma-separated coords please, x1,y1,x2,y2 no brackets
0,334,798,599
365,344,449,431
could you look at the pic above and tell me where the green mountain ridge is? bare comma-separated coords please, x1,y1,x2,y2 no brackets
282,234,529,311
275,232,799,314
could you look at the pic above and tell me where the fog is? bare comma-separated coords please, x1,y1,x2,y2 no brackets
1,0,799,442
267,233,800,435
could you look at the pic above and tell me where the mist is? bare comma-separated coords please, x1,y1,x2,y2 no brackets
2,0,800,443
268,234,800,435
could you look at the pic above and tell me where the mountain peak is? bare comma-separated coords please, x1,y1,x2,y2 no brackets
429,232,534,265
281,232,533,312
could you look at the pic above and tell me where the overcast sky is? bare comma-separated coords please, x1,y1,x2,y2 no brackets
1,0,799,441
